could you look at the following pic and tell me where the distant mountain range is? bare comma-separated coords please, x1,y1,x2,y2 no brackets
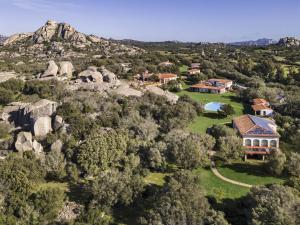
229,38,277,46
0,35,7,44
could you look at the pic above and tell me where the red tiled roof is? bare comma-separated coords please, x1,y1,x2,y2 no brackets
233,114,279,137
208,79,232,84
251,104,272,111
159,73,178,79
253,98,268,105
191,83,225,90
233,115,255,134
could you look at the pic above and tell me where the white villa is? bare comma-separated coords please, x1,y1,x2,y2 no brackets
233,114,280,160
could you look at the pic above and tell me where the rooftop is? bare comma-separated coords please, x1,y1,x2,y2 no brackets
233,114,279,137
253,98,268,105
208,78,233,84
191,83,226,90
251,104,272,111
159,73,178,79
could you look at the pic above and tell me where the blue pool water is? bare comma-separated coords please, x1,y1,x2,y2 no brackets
204,102,224,111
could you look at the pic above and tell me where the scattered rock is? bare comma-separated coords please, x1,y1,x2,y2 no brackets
78,66,103,83
59,61,74,78
101,67,118,84
16,61,25,66
32,140,43,155
53,115,64,130
33,116,52,137
51,139,63,153
15,132,33,152
0,71,17,83
42,60,58,77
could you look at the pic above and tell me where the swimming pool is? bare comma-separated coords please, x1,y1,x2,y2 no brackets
204,102,224,111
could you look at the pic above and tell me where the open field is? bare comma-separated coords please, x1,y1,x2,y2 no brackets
177,88,247,133
195,167,250,200
216,160,286,186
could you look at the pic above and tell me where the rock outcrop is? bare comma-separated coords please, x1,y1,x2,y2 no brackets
101,67,118,84
3,33,32,46
42,60,59,77
277,37,300,47
59,61,74,78
78,66,103,82
31,20,87,44
1,99,58,137
15,131,44,155
145,86,179,104
53,115,64,131
15,132,33,152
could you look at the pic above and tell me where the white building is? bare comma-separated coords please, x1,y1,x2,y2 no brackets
251,98,273,117
233,114,280,159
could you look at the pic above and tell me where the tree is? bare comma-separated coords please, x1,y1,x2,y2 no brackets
286,152,300,177
267,151,286,176
209,124,237,139
217,136,244,163
32,187,65,223
140,170,229,225
88,167,144,208
164,130,212,169
218,104,235,117
76,129,129,175
246,185,300,225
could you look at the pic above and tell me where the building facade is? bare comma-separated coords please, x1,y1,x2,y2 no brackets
233,114,280,159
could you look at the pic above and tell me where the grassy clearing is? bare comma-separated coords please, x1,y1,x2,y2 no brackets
216,160,286,186
177,88,247,133
144,172,168,186
195,167,249,201
179,65,188,74
35,182,69,192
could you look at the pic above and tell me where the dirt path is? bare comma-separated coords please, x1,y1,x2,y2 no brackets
211,161,253,188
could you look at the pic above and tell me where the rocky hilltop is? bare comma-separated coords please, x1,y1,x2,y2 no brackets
230,38,277,46
277,37,300,47
1,20,144,59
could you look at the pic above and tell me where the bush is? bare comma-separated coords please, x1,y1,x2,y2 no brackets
0,78,24,93
267,151,286,176
0,87,14,105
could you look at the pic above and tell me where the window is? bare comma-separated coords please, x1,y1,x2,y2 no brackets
261,140,268,147
253,139,260,146
245,139,252,146
270,140,277,148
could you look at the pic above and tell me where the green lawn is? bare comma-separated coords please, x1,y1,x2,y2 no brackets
179,65,188,74
177,88,247,133
195,167,250,201
216,160,286,186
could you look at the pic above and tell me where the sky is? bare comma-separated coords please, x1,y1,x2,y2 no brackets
0,0,299,42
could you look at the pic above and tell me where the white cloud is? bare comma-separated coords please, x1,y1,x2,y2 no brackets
11,0,79,12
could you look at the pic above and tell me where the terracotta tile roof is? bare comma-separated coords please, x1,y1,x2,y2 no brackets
159,73,178,79
233,115,255,134
253,98,268,105
251,104,272,111
233,114,279,137
191,83,225,90
208,79,232,84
